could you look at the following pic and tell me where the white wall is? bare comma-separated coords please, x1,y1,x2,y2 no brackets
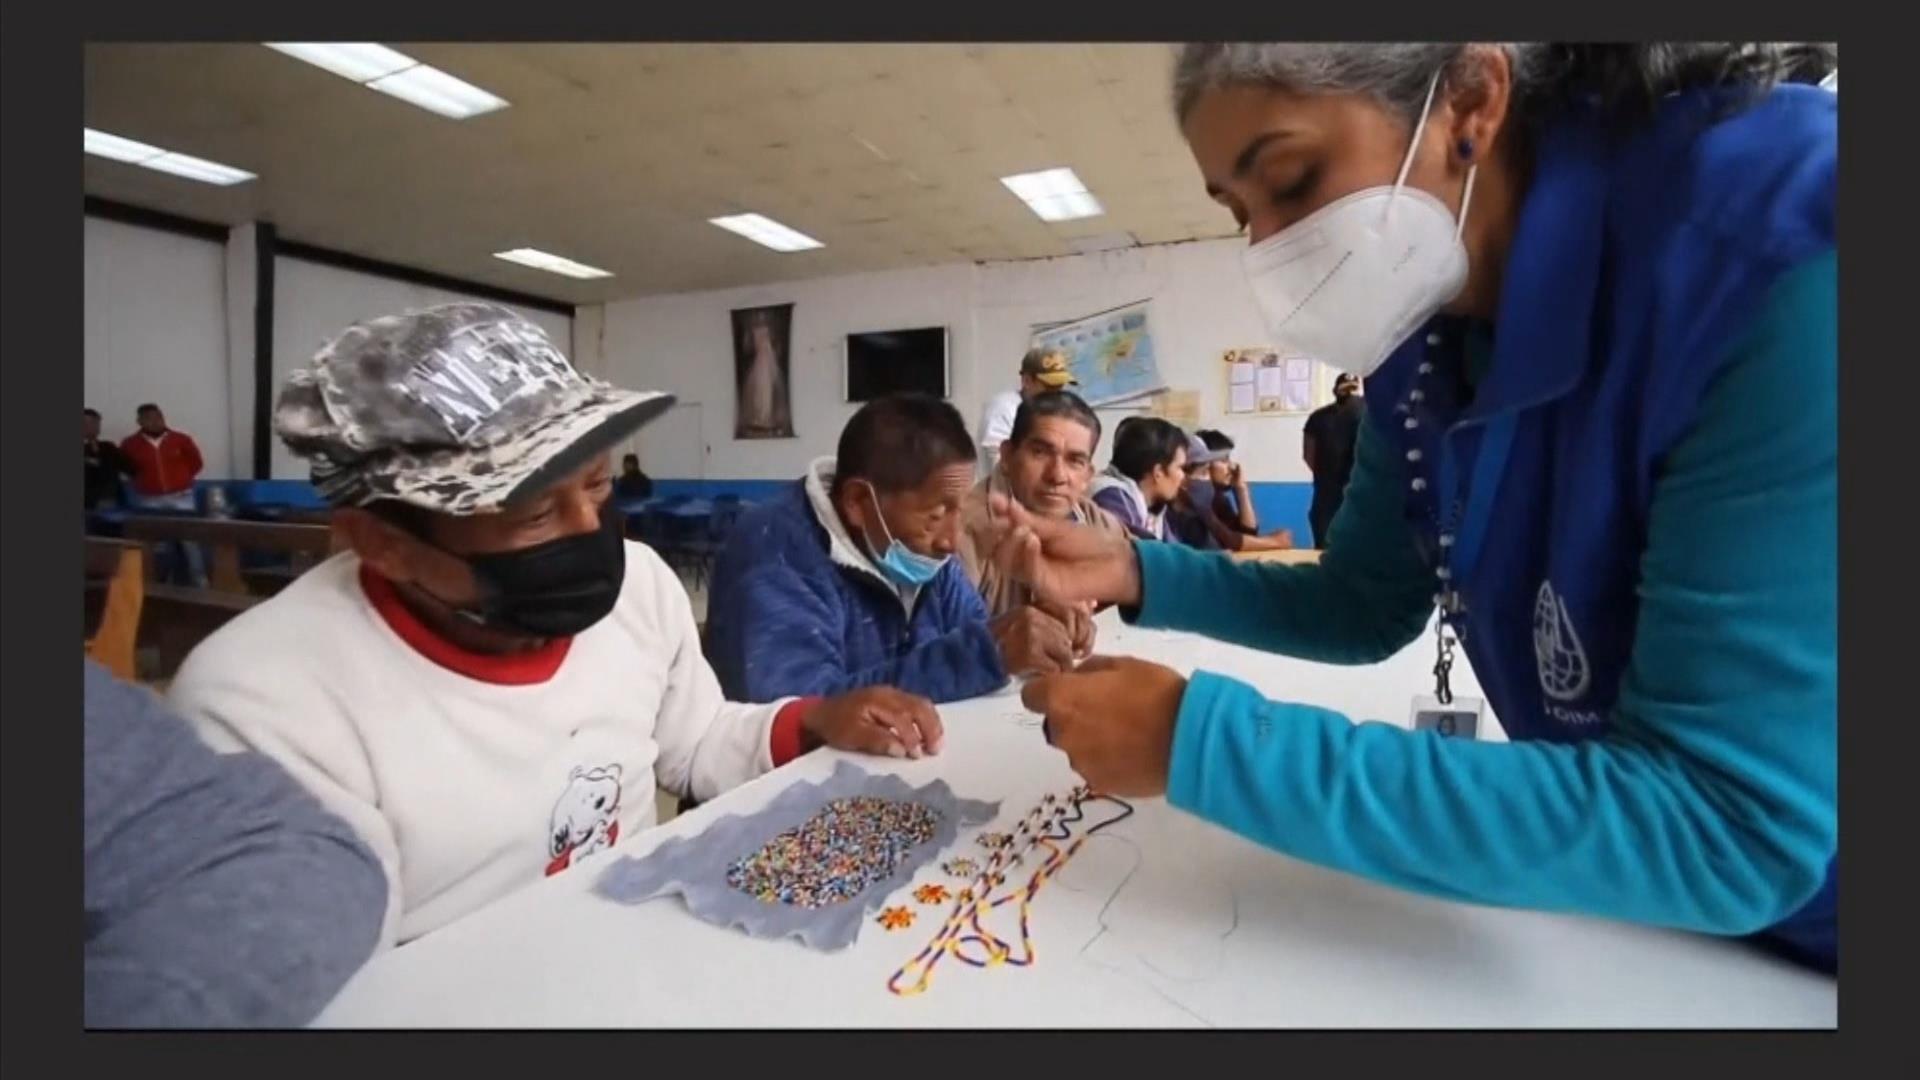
600,262,976,480
596,238,1316,485
85,217,580,480
223,225,260,476
972,239,1311,483
84,217,1299,486
573,303,609,378
84,217,234,474
269,256,575,479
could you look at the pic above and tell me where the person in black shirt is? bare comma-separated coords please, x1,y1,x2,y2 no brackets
84,408,134,511
1302,373,1364,548
613,453,655,499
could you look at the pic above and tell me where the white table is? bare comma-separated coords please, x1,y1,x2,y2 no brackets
317,613,1836,1028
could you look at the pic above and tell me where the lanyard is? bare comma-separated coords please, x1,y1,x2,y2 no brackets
1435,413,1518,596
1427,412,1517,703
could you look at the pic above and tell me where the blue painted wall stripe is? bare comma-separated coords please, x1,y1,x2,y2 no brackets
651,478,1317,544
194,477,1321,545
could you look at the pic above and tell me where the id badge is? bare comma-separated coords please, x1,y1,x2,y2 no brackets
1410,694,1484,739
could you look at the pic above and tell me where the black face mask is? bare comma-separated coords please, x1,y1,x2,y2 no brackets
454,509,626,638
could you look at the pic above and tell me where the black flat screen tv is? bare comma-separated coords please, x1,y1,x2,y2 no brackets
844,326,949,401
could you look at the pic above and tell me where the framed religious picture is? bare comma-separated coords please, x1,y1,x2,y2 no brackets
732,303,795,439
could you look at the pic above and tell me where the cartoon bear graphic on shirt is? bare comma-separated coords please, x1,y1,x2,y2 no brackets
545,764,623,876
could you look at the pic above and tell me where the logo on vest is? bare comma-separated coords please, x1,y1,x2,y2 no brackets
1532,580,1591,704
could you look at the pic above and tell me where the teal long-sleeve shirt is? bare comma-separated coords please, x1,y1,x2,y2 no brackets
1133,254,1837,939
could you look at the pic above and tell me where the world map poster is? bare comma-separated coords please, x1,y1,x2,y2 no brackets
1030,300,1167,407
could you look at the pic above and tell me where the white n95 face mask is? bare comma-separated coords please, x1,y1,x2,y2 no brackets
1241,69,1478,379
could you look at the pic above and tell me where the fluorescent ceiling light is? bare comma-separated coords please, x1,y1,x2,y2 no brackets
265,42,414,83
368,65,510,119
83,127,255,186
709,213,825,253
265,42,509,119
493,248,614,280
84,128,164,163
140,153,257,185
1000,167,1105,223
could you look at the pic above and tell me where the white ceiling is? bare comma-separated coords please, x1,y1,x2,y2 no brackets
83,43,1237,304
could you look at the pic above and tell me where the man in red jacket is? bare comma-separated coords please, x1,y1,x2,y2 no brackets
121,404,204,501
120,403,208,584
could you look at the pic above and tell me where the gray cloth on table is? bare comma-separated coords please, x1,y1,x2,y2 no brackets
594,760,998,952
83,661,387,1028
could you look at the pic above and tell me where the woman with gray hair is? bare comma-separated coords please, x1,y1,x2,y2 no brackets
990,44,1837,972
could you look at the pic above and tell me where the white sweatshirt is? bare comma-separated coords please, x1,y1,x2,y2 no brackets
976,389,1022,477
169,542,797,948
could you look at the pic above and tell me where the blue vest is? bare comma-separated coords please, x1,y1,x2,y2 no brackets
1364,86,1836,958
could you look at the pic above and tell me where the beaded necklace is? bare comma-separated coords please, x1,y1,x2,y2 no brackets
887,786,1133,996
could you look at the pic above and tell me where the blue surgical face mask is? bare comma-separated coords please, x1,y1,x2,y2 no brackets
861,483,949,588
1185,475,1216,507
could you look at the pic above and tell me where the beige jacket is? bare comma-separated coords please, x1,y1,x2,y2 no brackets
956,470,1130,619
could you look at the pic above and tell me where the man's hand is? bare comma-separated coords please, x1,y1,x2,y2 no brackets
1035,598,1097,658
804,687,945,760
1021,656,1187,797
984,493,1144,608
991,605,1076,676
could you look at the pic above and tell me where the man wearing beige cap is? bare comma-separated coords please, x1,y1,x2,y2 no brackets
975,347,1076,476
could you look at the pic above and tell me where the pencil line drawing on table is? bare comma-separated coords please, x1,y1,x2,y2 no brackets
887,785,1135,997
1069,828,1245,988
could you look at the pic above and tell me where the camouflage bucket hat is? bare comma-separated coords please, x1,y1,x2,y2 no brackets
276,302,674,515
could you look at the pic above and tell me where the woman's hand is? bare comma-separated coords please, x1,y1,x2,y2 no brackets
1021,656,1188,797
986,493,1143,608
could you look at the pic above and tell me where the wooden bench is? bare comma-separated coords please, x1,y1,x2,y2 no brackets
117,516,342,676
250,507,334,527
146,584,262,611
84,538,148,681
121,516,342,594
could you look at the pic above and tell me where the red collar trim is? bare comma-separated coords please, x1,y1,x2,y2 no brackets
358,566,572,685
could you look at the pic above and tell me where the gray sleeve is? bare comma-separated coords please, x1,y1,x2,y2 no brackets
83,662,387,1028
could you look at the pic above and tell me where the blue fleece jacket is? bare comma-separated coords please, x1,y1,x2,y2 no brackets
705,465,1008,704
1131,85,1836,973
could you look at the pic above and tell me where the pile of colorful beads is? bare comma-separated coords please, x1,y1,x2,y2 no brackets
726,796,941,909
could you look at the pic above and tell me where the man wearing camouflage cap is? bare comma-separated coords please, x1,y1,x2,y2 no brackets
169,302,944,948
975,346,1077,477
